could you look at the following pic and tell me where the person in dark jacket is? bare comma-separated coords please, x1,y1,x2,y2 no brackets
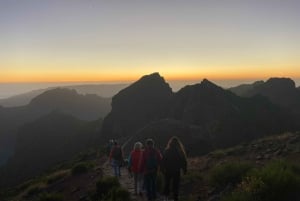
161,136,187,201
142,138,162,201
109,141,124,177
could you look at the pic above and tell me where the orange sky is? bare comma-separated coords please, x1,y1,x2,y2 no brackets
1,1,299,83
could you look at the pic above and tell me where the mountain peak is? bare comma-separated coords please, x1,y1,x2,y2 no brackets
137,72,166,84
102,72,173,139
265,77,296,89
116,72,172,96
199,78,225,92
201,78,216,86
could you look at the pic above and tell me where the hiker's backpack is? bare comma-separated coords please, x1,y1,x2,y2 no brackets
112,146,122,160
146,150,158,171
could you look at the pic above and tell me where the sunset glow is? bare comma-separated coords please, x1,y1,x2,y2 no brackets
1,0,300,83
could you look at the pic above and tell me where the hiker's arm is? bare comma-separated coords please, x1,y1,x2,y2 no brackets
182,156,187,174
109,148,114,162
157,149,163,161
127,153,132,169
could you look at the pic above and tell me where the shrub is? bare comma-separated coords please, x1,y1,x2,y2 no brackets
223,160,300,201
210,149,226,159
183,170,203,183
24,184,45,198
96,176,120,199
17,179,35,192
249,160,300,201
71,162,88,175
222,176,266,201
209,161,253,189
38,193,63,201
108,186,131,201
46,170,69,184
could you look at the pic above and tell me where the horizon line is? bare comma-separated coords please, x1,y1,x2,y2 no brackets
1,75,300,84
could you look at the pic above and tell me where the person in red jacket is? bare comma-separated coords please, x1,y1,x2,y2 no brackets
128,141,144,196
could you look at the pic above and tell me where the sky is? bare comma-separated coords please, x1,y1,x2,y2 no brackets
1,0,300,84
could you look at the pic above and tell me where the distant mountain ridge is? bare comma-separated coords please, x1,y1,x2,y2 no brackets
0,83,128,107
29,88,111,120
0,88,110,166
102,73,299,155
229,77,300,114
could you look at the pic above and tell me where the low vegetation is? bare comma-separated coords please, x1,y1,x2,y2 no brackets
71,162,89,175
46,170,69,184
38,193,63,201
1,132,298,201
223,160,300,201
208,161,253,189
23,183,47,199
95,176,130,201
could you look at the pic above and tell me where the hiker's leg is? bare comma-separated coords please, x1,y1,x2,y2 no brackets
112,160,118,176
133,173,138,194
163,172,171,197
172,171,180,201
151,172,157,199
137,173,143,194
117,165,121,177
144,174,152,200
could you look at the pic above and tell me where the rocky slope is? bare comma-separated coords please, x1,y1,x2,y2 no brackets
0,112,102,188
102,73,298,155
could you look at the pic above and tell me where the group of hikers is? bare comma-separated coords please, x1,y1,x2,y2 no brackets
108,136,187,201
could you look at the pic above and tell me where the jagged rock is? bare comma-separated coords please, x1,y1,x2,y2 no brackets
101,72,173,140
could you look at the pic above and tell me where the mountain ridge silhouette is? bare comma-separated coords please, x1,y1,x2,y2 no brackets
101,73,298,154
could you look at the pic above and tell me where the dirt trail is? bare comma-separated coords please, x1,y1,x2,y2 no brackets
101,137,164,201
102,159,147,201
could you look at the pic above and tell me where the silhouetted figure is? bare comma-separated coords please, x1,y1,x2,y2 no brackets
142,138,162,201
106,139,114,156
109,141,123,177
128,141,144,196
161,136,187,201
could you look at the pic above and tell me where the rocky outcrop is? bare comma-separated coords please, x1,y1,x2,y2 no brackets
101,73,173,140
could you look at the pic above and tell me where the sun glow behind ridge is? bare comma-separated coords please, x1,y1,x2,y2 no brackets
0,1,300,84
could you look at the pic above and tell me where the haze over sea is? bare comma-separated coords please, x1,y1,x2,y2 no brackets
1,78,300,99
